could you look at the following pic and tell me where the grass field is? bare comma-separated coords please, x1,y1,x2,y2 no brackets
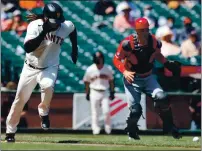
1,133,201,150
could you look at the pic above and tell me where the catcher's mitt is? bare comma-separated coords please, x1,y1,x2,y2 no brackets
164,61,181,76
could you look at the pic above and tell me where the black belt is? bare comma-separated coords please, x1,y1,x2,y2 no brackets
25,60,47,70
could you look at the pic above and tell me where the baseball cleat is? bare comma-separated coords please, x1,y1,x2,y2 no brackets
5,133,15,143
93,127,101,135
171,126,182,139
40,115,50,130
125,125,140,140
128,132,140,140
105,125,112,134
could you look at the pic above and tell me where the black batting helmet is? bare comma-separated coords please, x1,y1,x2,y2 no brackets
43,2,65,24
93,51,105,64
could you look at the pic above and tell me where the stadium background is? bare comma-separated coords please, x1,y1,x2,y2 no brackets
1,0,201,134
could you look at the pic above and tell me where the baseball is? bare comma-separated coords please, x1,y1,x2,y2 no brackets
192,137,199,142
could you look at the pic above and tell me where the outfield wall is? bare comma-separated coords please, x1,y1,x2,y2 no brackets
1,91,201,131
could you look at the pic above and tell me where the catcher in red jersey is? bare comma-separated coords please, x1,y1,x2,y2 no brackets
113,18,182,140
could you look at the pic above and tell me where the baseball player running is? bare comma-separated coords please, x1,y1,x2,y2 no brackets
5,2,78,142
83,51,115,135
113,18,182,140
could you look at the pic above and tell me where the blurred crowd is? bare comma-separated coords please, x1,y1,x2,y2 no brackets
1,0,44,36
1,0,201,87
93,0,201,61
92,0,201,95
1,0,201,61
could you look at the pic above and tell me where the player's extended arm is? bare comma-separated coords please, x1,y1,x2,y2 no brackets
164,61,181,76
113,41,127,73
84,82,90,101
69,28,78,64
109,80,115,100
24,21,56,53
113,57,126,73
113,39,135,83
155,51,181,76
155,45,181,76
24,31,46,53
113,35,136,73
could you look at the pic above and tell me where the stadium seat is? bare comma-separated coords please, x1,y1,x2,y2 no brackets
1,1,200,92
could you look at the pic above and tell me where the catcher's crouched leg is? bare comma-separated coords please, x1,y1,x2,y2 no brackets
125,104,142,140
154,91,182,139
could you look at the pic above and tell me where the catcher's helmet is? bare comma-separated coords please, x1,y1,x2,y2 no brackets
43,2,65,24
134,18,149,30
93,51,104,64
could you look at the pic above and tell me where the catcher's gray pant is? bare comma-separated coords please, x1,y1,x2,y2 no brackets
124,74,163,108
6,63,58,133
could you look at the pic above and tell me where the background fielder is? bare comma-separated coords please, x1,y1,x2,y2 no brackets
83,51,115,135
5,2,78,142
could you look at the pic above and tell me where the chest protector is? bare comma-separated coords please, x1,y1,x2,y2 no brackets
125,34,156,74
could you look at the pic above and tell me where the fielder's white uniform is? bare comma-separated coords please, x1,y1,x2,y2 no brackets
83,64,114,134
6,19,75,133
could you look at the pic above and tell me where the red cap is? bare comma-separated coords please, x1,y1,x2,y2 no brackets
134,18,149,29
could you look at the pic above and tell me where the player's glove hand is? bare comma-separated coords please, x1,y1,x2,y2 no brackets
109,91,115,100
71,47,78,64
42,20,57,33
164,61,181,76
86,93,90,101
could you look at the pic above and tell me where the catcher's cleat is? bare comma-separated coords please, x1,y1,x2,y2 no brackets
128,132,140,140
171,126,182,139
40,115,50,130
5,133,15,143
125,126,140,140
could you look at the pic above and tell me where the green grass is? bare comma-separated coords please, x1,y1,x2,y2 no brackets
1,133,201,150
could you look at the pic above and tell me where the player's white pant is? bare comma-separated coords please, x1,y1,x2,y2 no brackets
6,63,58,134
90,89,111,134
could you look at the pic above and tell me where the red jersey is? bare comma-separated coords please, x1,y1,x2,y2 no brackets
113,34,167,74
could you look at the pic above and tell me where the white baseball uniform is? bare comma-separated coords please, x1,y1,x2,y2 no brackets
6,19,75,133
83,64,114,134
